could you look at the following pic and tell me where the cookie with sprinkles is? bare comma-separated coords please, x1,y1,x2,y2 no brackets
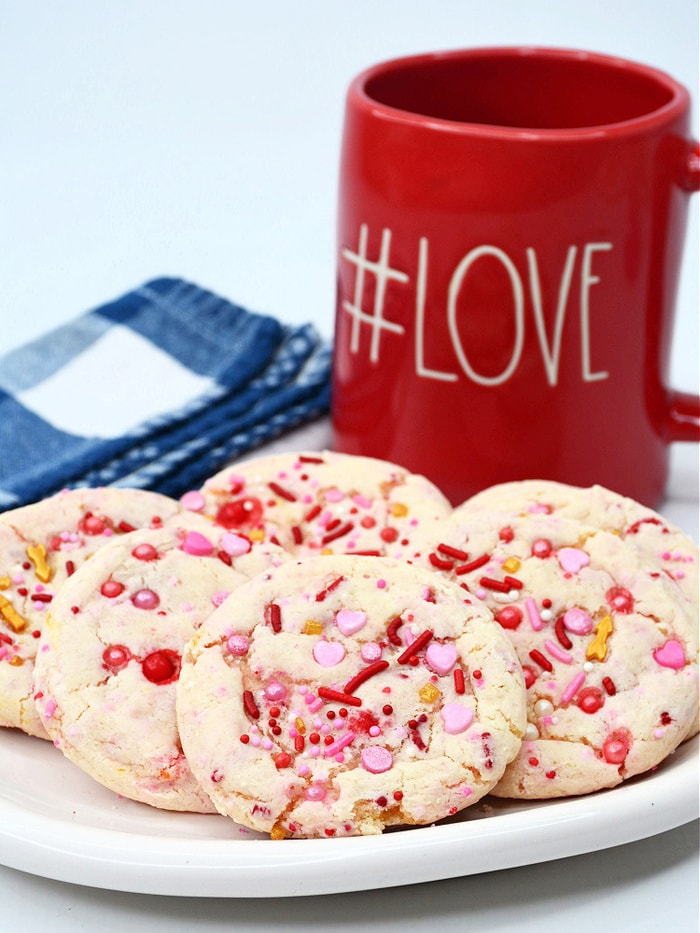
176,554,526,838
456,479,699,610
33,515,289,812
419,511,699,798
0,487,182,739
189,450,452,559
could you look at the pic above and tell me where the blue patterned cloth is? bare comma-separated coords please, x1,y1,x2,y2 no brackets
0,278,332,511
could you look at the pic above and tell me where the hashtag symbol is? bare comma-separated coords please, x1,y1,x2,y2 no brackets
341,224,409,363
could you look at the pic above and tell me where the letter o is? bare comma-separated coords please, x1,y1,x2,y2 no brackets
447,245,525,386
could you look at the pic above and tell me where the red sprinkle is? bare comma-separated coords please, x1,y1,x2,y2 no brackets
479,576,512,593
303,504,322,523
454,554,490,575
529,649,553,672
397,629,433,664
299,455,325,464
438,543,469,561
118,520,136,533
429,553,454,571
503,575,523,590
243,690,260,719
602,676,617,696
453,668,465,694
554,616,573,649
321,521,354,545
344,660,390,694
387,617,403,645
65,560,75,577
294,735,305,753
317,687,362,707
269,481,296,502
265,602,282,633
315,576,345,602
291,525,303,545
274,752,292,769
30,593,53,603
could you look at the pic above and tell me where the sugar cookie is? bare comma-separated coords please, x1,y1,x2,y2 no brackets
419,512,698,798
457,479,698,609
191,450,452,559
33,515,288,811
0,487,182,739
176,554,526,837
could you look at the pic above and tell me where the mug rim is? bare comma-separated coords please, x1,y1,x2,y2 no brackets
350,46,691,139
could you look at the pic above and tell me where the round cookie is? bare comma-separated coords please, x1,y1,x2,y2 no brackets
418,512,699,798
188,450,452,559
0,487,182,739
456,479,698,609
33,515,289,812
176,554,526,838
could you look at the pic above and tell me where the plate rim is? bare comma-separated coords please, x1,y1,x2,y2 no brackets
1,731,697,898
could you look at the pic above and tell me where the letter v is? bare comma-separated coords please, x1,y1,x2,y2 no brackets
527,246,577,387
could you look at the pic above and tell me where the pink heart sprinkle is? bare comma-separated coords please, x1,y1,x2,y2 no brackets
361,746,393,774
313,640,346,667
182,530,214,556
335,609,367,636
426,643,458,676
221,532,252,557
557,547,590,574
653,639,686,670
441,703,473,735
179,490,205,512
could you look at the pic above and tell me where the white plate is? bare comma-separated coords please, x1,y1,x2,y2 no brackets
0,728,697,898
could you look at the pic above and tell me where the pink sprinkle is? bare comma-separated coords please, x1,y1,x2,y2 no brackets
376,579,387,589
324,732,356,758
182,530,214,556
561,671,587,704
212,590,230,607
361,641,383,662
557,547,590,574
361,745,393,773
525,597,543,631
221,532,252,557
352,494,373,508
44,699,57,718
544,639,573,664
180,490,205,512
226,635,249,656
369,725,381,737
325,489,345,503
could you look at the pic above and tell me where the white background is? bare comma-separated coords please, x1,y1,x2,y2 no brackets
1,1,698,930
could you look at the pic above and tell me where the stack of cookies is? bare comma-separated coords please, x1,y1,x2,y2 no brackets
1,452,697,838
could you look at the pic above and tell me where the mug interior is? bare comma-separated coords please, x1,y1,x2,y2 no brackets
363,51,677,130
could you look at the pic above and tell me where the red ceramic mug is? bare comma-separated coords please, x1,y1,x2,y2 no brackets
331,47,699,507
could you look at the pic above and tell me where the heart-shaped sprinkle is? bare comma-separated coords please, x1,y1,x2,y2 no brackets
653,639,686,670
313,640,346,667
221,532,252,557
562,607,594,635
361,746,393,773
426,643,458,676
335,609,367,636
441,703,474,735
182,530,214,556
557,547,590,574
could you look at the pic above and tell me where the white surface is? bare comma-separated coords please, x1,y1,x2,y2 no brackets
1,1,698,930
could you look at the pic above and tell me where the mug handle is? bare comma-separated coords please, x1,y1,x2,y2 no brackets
666,139,700,441
666,390,700,441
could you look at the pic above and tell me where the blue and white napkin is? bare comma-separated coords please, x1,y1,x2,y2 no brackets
0,278,332,511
